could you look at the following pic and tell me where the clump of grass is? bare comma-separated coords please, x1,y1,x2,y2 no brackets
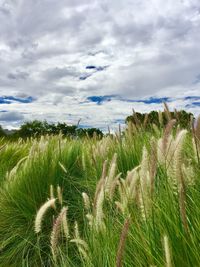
0,105,200,267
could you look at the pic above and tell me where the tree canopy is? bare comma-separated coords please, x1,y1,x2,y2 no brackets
126,109,193,129
0,120,103,139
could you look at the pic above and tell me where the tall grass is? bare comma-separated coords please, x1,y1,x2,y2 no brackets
0,113,200,266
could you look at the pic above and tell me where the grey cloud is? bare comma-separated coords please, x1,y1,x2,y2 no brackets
0,111,24,122
0,6,10,16
7,71,29,80
42,67,79,81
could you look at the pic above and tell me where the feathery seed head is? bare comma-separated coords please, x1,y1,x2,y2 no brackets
50,206,68,258
35,198,56,234
82,192,91,211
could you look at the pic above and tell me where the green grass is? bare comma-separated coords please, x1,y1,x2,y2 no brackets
0,121,200,267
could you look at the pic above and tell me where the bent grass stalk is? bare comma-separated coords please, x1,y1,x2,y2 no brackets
116,217,130,267
50,206,68,259
35,198,56,234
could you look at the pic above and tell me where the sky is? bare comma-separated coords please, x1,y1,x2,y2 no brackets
0,0,200,130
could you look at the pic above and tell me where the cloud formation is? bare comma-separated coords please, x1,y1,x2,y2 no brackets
0,0,200,129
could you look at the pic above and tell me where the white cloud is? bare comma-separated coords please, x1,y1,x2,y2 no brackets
0,0,200,129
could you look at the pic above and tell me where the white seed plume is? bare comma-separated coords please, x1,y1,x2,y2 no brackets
57,185,63,205
34,198,56,233
50,185,54,199
7,156,28,180
86,213,94,227
82,152,86,171
62,207,69,239
50,185,56,209
74,221,80,239
50,206,68,258
70,239,88,251
105,153,117,196
95,185,105,231
109,173,121,200
82,192,91,211
72,221,89,260
126,166,140,185
59,161,68,174
173,130,187,184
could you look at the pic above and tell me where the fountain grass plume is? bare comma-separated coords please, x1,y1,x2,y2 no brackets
50,206,68,259
34,198,56,234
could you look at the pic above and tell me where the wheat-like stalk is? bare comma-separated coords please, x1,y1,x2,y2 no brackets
132,108,140,127
105,153,117,196
126,166,140,185
95,184,105,231
174,130,188,233
162,119,176,157
86,213,94,227
50,207,68,259
59,162,68,174
140,147,149,190
50,185,56,209
82,152,86,171
163,102,171,121
62,207,69,239
128,170,140,201
149,138,157,196
7,156,28,181
143,113,149,128
70,239,88,251
163,235,172,267
34,198,56,233
158,110,163,127
109,173,121,200
195,115,200,141
93,178,105,211
82,192,91,211
93,160,107,209
57,185,63,205
73,221,89,260
50,185,54,200
116,217,130,267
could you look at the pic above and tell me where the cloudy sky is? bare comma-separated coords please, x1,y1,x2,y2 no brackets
0,0,200,130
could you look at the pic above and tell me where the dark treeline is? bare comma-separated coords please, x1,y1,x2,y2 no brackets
0,108,195,140
0,120,103,139
126,109,193,129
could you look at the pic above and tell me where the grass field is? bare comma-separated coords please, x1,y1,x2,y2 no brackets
0,113,200,267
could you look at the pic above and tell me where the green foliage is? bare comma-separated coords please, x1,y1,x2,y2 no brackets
126,109,193,129
76,127,103,138
0,125,6,137
10,120,103,139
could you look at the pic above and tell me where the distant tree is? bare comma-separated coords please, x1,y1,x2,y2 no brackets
86,128,103,138
126,110,193,129
76,128,103,138
0,125,6,137
15,120,103,139
16,120,48,138
56,123,77,136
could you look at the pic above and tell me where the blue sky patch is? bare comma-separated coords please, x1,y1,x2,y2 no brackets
191,102,200,106
0,96,35,104
86,66,96,69
87,95,117,105
85,65,109,71
86,95,170,105
114,119,125,124
184,96,200,101
134,97,170,104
